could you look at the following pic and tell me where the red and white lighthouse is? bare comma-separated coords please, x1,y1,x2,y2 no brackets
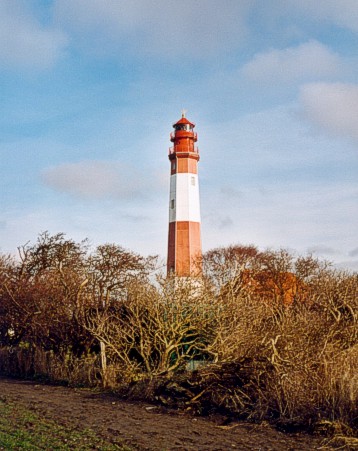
167,112,202,276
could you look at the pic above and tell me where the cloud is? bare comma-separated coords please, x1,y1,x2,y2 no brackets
0,0,67,70
54,0,250,60
41,161,145,200
307,245,339,256
241,41,341,84
349,248,358,257
220,186,243,199
336,260,358,271
290,0,358,33
258,1,358,36
219,216,234,229
299,82,358,142
204,212,234,231
202,177,358,270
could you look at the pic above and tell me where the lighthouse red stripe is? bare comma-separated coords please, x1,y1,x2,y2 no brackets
167,221,202,276
170,157,198,175
167,222,176,273
177,158,198,174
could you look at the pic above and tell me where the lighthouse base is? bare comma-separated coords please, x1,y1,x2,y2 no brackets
167,221,202,277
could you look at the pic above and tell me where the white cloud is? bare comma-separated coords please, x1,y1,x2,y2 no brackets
289,0,358,33
0,0,67,69
307,245,340,256
54,0,250,59
203,181,358,270
300,82,358,142
349,248,358,257
198,105,357,271
258,1,358,36
42,161,145,200
0,199,168,259
241,41,341,83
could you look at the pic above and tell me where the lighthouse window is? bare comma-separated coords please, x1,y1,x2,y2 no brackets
191,176,195,186
171,199,175,209
172,161,176,170
175,124,191,131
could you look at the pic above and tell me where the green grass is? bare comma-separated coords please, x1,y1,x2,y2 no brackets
0,398,129,451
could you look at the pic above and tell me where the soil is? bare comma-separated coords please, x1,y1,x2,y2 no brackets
0,376,332,450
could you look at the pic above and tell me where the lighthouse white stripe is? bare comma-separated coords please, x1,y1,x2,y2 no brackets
169,173,201,222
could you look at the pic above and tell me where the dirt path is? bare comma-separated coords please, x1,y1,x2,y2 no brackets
0,376,331,450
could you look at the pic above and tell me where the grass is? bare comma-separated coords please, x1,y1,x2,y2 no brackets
0,397,130,451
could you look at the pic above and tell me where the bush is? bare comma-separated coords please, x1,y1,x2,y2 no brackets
0,235,357,436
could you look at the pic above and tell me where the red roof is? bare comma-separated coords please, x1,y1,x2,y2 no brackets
173,116,195,127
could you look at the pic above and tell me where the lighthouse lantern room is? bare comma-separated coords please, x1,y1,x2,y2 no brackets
167,112,202,276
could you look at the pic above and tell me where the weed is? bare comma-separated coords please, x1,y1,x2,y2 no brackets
0,398,129,450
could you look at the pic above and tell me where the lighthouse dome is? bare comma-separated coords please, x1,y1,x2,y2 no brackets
173,116,195,131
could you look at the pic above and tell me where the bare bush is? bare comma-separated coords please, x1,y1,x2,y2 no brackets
0,236,357,436
85,276,221,383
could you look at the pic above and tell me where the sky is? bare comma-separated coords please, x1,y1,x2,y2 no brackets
0,0,357,271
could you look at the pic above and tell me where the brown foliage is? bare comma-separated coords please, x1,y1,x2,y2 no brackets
85,277,220,381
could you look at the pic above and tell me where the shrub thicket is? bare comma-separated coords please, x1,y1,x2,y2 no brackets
0,233,357,437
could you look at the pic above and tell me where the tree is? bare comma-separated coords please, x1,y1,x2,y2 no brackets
85,243,157,385
0,232,90,354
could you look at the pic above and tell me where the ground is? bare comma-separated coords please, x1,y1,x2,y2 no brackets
0,376,334,450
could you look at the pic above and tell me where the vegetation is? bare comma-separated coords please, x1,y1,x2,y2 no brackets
0,233,357,440
0,397,129,450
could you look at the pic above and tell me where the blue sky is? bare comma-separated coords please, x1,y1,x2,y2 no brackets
0,0,357,270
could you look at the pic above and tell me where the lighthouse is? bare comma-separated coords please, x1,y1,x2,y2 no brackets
167,112,202,276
